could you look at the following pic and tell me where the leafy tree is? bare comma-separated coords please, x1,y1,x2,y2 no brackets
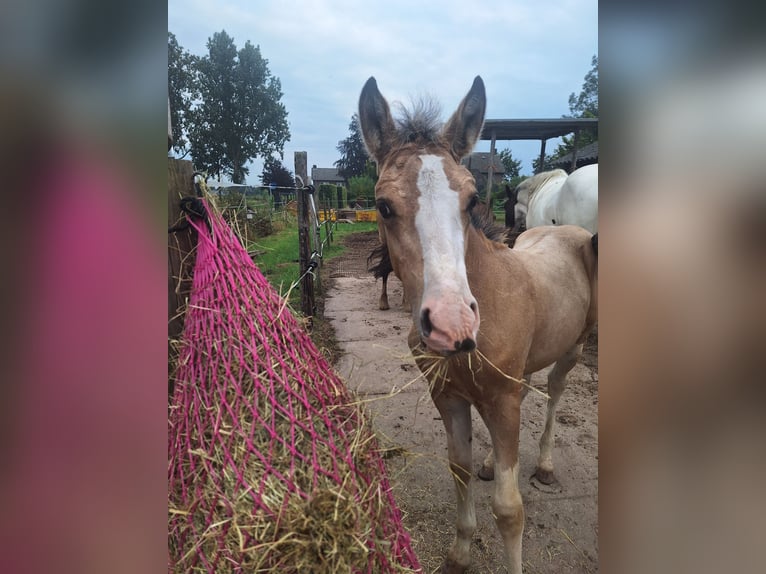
568,54,598,118
334,114,373,182
551,55,598,161
532,155,557,174
496,149,522,181
347,175,375,206
168,32,195,156
260,157,295,189
260,157,295,208
188,30,290,183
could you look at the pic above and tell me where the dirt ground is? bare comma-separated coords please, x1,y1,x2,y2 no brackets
322,231,598,574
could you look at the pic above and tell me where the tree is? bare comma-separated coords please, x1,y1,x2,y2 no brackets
168,32,195,156
347,175,375,207
334,114,373,182
551,55,598,161
188,30,290,183
260,157,295,189
532,155,556,174
496,149,522,181
260,157,295,208
568,54,598,119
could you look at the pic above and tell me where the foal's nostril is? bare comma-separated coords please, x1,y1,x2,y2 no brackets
469,301,478,313
455,338,476,352
420,308,433,338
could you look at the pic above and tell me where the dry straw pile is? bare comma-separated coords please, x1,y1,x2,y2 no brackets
168,198,420,573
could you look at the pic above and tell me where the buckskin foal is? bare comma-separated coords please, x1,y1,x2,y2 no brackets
358,76,597,574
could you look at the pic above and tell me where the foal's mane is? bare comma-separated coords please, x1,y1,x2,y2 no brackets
391,98,445,147
518,169,568,202
471,204,511,246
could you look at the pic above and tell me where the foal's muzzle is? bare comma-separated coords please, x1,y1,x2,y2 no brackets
418,299,480,355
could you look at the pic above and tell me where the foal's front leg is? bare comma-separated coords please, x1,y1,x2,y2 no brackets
432,391,476,574
478,372,533,481
479,393,525,574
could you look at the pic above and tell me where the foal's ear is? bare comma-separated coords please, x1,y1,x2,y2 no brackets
442,76,486,160
358,77,397,164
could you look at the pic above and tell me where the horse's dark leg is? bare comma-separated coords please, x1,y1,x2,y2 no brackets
379,272,390,310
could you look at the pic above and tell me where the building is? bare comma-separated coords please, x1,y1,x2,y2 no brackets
311,166,345,187
550,141,598,172
461,152,505,193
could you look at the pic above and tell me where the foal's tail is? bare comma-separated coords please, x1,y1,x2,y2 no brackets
367,242,393,280
591,233,598,258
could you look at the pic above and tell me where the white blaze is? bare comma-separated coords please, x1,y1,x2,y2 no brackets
415,154,469,297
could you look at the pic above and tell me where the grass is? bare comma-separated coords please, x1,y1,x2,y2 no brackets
249,220,378,301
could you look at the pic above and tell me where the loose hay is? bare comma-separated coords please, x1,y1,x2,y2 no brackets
168,198,421,573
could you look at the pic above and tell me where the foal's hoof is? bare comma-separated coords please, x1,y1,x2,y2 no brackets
441,558,469,574
477,464,494,481
530,468,563,493
379,300,390,311
534,467,556,485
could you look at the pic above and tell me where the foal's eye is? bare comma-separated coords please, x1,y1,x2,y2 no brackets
467,194,479,211
376,199,394,219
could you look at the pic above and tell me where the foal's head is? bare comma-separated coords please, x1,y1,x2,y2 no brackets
358,76,486,355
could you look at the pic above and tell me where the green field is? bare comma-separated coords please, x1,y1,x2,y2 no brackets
249,220,378,300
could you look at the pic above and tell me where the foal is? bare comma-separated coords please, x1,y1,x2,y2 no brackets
359,76,597,574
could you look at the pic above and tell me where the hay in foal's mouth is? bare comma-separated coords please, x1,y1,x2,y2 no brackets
168,197,420,573
410,343,548,400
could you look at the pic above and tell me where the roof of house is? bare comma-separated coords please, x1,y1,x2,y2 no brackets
311,167,345,183
550,141,599,168
462,152,505,174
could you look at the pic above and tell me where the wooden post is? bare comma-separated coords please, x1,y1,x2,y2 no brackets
537,139,547,174
485,130,496,202
168,158,197,395
570,129,580,173
308,187,322,295
324,207,332,247
295,152,315,323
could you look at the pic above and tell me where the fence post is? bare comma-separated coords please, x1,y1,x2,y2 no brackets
295,152,315,324
168,158,197,395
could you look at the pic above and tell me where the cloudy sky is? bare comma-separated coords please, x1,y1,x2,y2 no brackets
169,0,597,184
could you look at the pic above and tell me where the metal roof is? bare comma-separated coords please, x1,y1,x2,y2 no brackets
480,118,598,141
551,141,599,165
311,167,345,182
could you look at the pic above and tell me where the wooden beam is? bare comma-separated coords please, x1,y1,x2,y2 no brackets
295,152,315,326
485,130,497,202
168,158,197,395
537,139,547,174
570,128,580,173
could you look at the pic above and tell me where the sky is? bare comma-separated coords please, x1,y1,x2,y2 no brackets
168,0,597,185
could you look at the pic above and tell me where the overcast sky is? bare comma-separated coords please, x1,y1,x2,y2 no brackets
169,0,597,184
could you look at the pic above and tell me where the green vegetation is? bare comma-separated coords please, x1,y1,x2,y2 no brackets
168,31,290,183
250,221,378,301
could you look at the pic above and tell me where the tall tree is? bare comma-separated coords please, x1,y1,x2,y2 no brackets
167,32,195,156
568,54,598,119
334,114,372,182
188,31,290,183
551,55,598,160
260,157,295,207
260,157,295,189
496,149,522,181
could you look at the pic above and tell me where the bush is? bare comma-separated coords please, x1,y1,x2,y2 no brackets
347,175,375,204
216,188,275,239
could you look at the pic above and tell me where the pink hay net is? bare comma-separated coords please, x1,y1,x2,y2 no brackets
168,199,421,572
